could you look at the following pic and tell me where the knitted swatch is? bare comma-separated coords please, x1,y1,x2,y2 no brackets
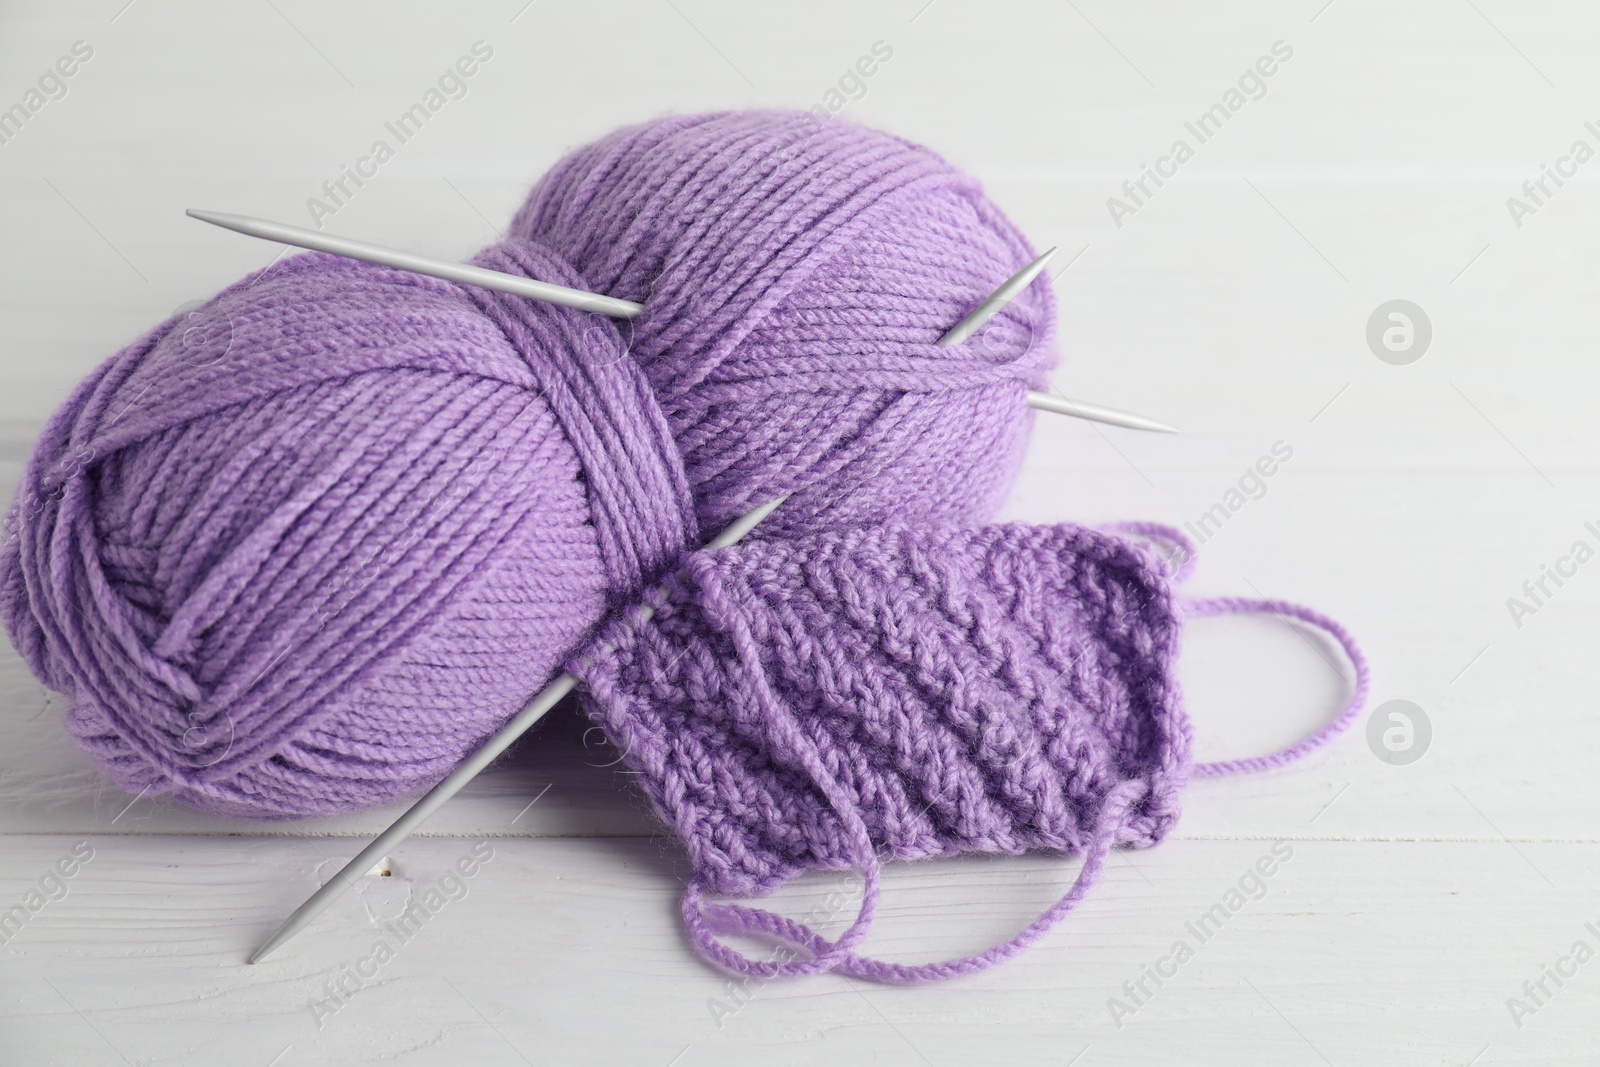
571,522,1367,982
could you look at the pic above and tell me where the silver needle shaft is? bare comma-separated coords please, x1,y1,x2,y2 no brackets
248,497,786,964
938,247,1177,434
187,209,645,319
189,212,1173,432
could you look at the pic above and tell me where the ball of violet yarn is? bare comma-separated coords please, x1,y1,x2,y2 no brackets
0,109,1058,819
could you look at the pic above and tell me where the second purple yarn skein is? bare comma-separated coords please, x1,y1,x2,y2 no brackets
0,110,1058,818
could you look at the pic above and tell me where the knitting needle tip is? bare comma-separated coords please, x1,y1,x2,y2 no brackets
245,497,788,965
705,496,785,547
937,248,1175,432
937,246,1057,347
248,927,291,965
1024,392,1178,434
186,208,646,319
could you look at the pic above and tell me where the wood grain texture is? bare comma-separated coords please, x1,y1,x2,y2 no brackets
2,835,1596,1066
2,0,1599,1061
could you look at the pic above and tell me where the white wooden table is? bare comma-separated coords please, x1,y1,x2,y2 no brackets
3,1,1598,1063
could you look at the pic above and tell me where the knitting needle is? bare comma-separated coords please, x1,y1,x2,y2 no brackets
938,247,1059,346
187,210,1173,432
940,248,1178,435
247,496,787,965
186,209,645,319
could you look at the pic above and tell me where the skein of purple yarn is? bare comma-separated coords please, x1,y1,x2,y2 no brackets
511,109,1056,535
0,110,1058,819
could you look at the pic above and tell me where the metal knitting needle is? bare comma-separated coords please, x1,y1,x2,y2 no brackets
248,496,787,965
186,209,645,318
939,247,1060,347
939,248,1178,434
188,210,1173,432
1017,392,1173,432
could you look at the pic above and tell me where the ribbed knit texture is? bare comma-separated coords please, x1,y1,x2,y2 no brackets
570,522,1365,982
575,523,1189,898
0,110,1057,818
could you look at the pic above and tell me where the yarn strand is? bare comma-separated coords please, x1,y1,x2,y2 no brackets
1186,596,1370,778
685,777,1142,984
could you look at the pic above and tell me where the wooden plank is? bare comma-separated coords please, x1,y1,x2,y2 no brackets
1,834,1594,1065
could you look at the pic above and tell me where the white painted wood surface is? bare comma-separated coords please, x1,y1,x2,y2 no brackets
2,0,1598,1062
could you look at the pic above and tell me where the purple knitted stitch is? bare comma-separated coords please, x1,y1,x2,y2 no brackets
0,111,1056,818
571,522,1191,980
570,521,1369,982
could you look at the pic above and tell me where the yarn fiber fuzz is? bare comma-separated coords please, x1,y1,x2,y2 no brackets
0,110,1057,819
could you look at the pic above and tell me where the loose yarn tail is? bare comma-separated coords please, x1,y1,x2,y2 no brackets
1100,519,1199,583
1102,520,1369,777
1185,595,1370,778
678,577,883,979
683,778,1142,985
